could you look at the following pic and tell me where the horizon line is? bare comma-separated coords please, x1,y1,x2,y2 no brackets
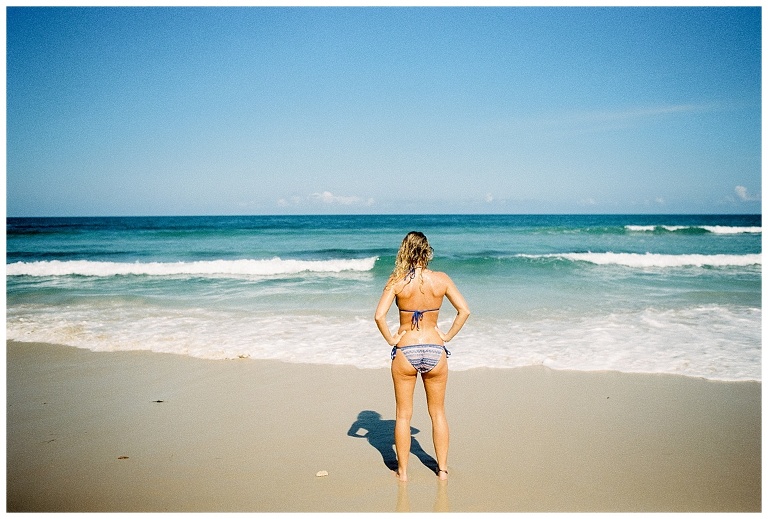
6,212,762,219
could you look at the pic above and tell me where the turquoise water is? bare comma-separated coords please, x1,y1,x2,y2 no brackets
6,214,761,381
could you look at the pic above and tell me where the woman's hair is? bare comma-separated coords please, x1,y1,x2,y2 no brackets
386,231,434,288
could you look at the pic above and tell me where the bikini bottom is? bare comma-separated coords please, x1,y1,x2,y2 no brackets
391,344,451,374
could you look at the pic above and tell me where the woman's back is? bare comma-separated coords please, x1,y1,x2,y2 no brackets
395,268,446,310
375,231,469,349
394,269,450,346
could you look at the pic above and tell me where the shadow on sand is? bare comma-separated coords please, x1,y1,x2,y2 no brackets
347,410,437,473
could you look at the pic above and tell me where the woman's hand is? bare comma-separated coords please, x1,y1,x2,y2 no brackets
435,326,449,342
388,329,406,346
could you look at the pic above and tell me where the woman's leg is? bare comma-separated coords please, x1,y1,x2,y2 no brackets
391,351,417,481
423,352,449,479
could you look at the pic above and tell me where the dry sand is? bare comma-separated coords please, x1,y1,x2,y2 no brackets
6,340,761,512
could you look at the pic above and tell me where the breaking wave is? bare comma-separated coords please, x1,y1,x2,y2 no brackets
625,225,761,234
6,257,379,278
519,252,761,268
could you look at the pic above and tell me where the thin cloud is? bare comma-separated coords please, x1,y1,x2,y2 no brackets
310,191,374,206
539,103,719,131
735,185,760,202
277,196,302,207
279,191,374,207
580,104,713,123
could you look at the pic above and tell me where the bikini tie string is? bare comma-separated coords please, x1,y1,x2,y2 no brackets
411,310,425,330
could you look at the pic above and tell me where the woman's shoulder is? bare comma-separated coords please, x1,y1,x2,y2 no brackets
388,274,415,294
426,269,452,284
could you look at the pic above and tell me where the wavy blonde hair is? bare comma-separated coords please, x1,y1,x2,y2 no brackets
386,231,434,289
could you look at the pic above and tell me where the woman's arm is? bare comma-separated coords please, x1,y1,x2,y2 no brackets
374,285,406,346
435,276,470,343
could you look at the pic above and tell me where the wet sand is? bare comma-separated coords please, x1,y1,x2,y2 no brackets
6,340,761,512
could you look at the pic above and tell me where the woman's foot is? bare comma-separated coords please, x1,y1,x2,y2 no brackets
394,470,408,482
437,468,448,481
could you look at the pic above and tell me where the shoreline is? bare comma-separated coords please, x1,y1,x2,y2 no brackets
7,340,761,512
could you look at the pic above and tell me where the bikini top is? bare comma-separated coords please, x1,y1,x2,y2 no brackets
399,268,439,330
398,306,440,330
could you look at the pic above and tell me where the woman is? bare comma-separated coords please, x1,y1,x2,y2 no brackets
375,231,470,482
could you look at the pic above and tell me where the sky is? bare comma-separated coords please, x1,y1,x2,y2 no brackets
6,6,762,216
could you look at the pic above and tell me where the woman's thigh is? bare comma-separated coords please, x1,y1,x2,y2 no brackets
422,352,448,409
391,350,418,413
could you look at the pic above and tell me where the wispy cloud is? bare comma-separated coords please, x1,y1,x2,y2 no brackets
310,191,374,206
537,103,719,133
278,191,375,208
277,196,303,207
575,104,712,123
735,185,760,202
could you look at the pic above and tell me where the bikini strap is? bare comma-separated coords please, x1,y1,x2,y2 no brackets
398,308,440,330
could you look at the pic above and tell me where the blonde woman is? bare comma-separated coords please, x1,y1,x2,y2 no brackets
375,231,470,482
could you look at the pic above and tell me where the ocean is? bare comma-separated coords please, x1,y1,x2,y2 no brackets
6,214,761,382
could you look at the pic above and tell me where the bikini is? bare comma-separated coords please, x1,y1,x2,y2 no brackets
391,307,450,373
391,344,450,373
392,269,450,373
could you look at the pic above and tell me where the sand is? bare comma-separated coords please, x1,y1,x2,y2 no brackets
6,340,761,512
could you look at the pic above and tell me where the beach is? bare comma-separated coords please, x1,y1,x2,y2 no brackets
7,5,762,512
7,340,760,512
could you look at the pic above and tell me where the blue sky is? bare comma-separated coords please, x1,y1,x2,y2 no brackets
6,6,762,216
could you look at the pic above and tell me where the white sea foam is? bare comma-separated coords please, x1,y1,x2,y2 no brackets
701,225,763,234
521,252,761,268
452,306,761,381
625,225,656,232
625,225,761,234
6,303,761,381
6,257,379,278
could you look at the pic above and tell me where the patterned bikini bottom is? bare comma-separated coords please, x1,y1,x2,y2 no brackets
391,344,451,373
